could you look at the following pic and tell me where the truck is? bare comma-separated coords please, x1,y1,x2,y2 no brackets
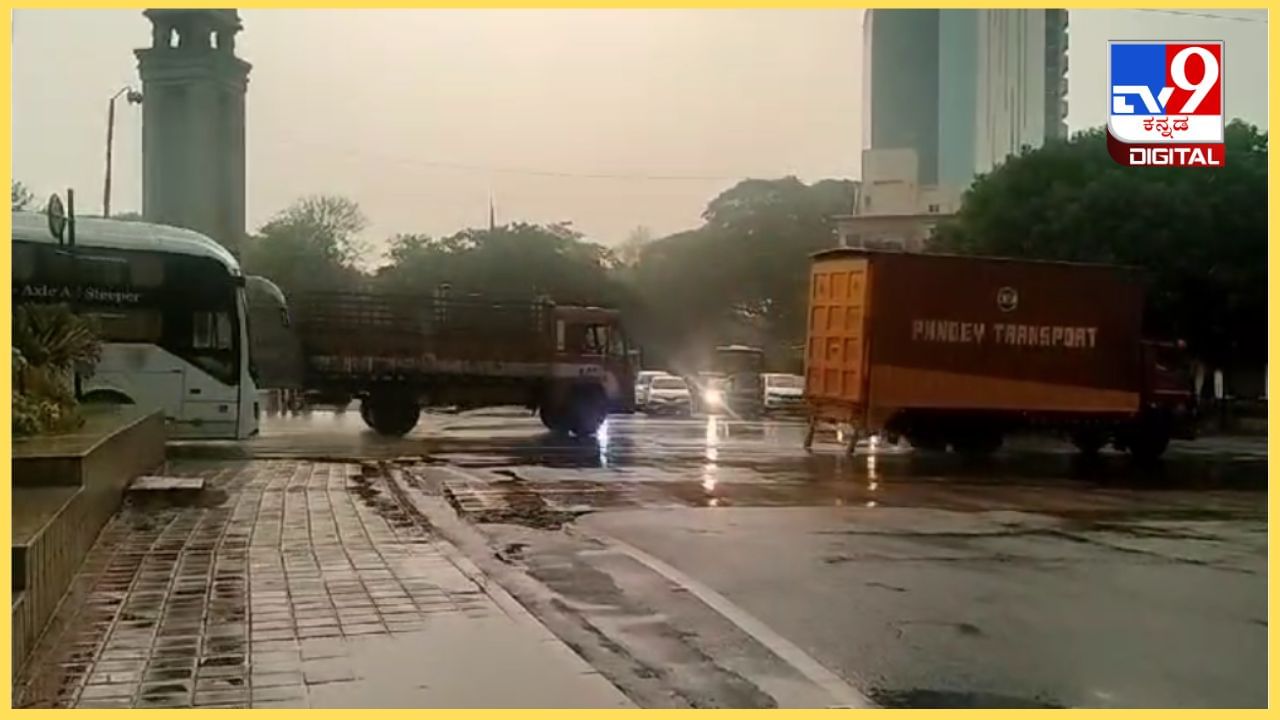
279,289,636,437
803,248,1197,459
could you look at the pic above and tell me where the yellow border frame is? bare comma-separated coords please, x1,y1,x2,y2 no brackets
2,3,1273,716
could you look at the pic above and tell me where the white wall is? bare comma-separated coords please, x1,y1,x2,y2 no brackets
860,148,918,215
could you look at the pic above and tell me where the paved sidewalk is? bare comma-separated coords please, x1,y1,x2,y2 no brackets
15,459,631,708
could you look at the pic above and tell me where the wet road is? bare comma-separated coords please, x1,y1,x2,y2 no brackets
143,410,1276,706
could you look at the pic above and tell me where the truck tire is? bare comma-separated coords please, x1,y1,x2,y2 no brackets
538,403,570,434
359,399,375,429
906,431,947,452
365,393,420,437
1071,429,1107,456
566,385,608,438
951,428,1003,457
1126,416,1171,462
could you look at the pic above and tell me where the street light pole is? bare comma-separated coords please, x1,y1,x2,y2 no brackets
103,86,142,218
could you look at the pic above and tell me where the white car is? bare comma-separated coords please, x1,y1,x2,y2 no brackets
643,375,693,415
762,373,805,414
634,371,667,407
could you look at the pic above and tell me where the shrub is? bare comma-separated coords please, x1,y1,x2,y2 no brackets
12,304,101,437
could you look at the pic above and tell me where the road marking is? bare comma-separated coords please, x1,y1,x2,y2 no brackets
595,533,874,709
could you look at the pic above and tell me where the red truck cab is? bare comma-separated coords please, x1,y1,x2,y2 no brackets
1141,339,1198,439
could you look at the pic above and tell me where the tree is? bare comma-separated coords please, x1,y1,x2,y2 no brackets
12,181,35,211
241,195,369,293
616,225,654,267
377,221,627,307
933,120,1267,371
629,176,855,370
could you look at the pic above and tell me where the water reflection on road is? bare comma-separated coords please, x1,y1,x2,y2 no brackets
169,407,1266,521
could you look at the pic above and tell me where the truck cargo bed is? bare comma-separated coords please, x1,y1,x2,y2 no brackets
291,291,557,380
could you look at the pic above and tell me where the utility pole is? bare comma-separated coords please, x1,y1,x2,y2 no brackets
103,86,143,217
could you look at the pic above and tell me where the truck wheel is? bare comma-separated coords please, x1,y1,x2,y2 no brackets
952,429,1003,457
359,399,375,429
906,432,947,452
566,385,608,438
1126,418,1171,462
366,393,420,437
538,403,570,434
1071,430,1107,456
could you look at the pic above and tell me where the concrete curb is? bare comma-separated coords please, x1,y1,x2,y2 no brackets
384,465,637,708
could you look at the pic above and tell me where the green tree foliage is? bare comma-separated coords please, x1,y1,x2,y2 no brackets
241,195,369,293
377,221,626,306
11,181,35,211
615,225,654,267
933,120,1266,368
630,177,854,369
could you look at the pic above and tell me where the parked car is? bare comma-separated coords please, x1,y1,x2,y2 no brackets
644,375,693,416
762,373,805,415
635,370,667,408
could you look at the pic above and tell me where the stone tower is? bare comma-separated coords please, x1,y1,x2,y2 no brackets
135,9,250,251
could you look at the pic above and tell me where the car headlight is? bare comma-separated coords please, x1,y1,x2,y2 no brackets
703,389,723,405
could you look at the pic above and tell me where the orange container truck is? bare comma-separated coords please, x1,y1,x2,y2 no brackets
803,248,1197,459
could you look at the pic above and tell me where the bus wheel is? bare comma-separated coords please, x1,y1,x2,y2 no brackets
366,393,420,437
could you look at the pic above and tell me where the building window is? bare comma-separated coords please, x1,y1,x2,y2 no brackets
927,204,940,213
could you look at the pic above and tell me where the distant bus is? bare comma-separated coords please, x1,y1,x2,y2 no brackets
12,211,260,439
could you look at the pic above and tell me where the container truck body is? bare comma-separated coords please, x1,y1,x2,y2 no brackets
803,249,1195,458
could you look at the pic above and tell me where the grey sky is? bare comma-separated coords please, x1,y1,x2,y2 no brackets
12,9,1267,260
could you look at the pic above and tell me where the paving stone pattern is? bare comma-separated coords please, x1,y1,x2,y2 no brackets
16,460,497,708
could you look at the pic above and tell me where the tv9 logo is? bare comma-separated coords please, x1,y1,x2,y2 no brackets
1107,41,1225,167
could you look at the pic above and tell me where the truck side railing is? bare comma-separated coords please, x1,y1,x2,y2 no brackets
291,291,557,367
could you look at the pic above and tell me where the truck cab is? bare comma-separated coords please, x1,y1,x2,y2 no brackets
1141,339,1198,439
551,305,636,415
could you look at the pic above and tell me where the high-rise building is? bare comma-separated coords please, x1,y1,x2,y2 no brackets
838,9,1068,250
135,9,251,252
864,9,1068,186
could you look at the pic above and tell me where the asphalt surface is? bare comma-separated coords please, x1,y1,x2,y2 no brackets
170,408,1268,707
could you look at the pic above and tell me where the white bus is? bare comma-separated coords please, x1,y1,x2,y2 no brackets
12,211,260,439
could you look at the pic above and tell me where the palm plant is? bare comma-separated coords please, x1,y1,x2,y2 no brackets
12,304,101,436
